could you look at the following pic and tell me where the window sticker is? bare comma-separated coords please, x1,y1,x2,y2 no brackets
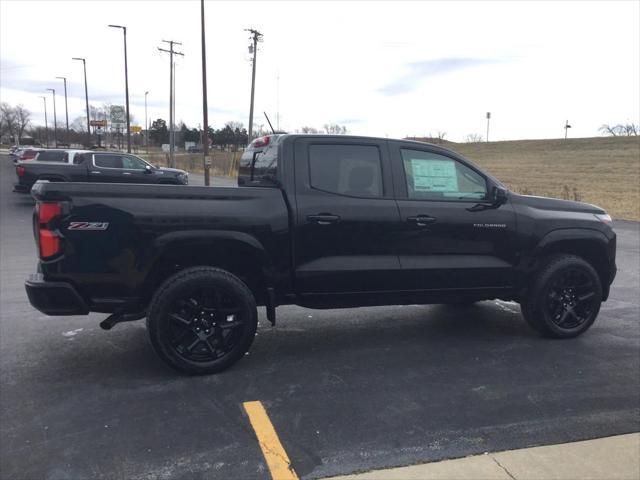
410,159,458,192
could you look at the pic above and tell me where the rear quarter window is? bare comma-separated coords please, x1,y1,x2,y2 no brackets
36,151,67,162
238,141,279,186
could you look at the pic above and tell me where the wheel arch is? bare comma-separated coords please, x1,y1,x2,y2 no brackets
142,230,274,306
532,228,612,299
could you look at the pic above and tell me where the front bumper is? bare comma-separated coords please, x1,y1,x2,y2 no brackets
25,273,89,316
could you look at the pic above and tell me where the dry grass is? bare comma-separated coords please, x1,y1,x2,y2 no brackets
142,150,241,177
449,136,640,220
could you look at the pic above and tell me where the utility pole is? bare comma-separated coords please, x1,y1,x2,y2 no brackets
56,77,69,145
245,28,263,141
47,88,58,147
201,0,211,186
145,91,149,155
564,120,572,139
72,57,91,147
486,111,491,143
276,70,280,132
109,25,131,152
40,96,48,147
158,40,183,167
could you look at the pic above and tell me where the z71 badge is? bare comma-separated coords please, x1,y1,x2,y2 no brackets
68,222,109,231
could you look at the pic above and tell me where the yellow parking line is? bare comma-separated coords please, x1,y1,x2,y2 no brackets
243,400,298,480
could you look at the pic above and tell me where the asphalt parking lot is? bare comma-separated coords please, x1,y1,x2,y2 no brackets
1,154,638,479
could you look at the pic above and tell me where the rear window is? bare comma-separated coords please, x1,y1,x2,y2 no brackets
36,151,67,162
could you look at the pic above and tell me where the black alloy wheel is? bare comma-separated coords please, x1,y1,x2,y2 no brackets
521,254,602,338
545,267,598,330
147,267,258,374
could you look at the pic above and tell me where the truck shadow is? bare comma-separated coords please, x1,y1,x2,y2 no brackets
37,301,535,382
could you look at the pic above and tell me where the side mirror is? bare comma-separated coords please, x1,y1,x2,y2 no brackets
492,186,508,206
144,165,153,174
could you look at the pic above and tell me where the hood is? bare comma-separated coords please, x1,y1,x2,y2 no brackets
512,193,606,215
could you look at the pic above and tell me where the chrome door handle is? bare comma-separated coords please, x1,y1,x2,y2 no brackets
407,215,436,226
307,214,341,225
122,172,132,175
90,171,101,174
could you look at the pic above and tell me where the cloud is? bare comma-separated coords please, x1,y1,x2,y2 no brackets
378,57,498,96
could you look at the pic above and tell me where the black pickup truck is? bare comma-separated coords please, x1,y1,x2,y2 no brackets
14,150,188,192
25,134,616,374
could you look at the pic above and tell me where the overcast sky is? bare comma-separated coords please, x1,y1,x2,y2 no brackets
1,0,639,141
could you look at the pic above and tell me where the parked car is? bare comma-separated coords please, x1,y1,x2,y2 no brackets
25,134,616,375
14,151,188,192
12,147,44,164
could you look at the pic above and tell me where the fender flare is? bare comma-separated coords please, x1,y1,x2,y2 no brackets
533,228,610,257
151,230,275,287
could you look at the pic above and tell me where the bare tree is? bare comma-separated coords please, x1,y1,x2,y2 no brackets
14,105,31,139
436,131,447,140
0,102,17,139
298,126,321,134
599,123,638,136
465,133,484,143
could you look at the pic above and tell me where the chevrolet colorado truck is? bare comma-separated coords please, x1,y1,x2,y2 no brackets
25,134,616,374
14,150,188,192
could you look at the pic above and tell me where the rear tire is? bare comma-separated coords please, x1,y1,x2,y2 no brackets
521,255,602,338
146,267,258,375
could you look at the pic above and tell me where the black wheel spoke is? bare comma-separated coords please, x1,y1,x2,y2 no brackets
186,337,201,352
169,313,191,326
545,266,597,330
165,284,245,363
220,319,243,330
576,292,595,304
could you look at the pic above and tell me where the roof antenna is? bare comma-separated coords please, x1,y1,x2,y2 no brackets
263,112,276,134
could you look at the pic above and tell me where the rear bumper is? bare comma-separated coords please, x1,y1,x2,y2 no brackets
25,274,89,316
13,183,31,193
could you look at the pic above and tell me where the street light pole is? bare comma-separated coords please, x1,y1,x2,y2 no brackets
245,28,263,142
46,88,58,147
145,91,149,155
486,111,491,143
72,57,91,147
109,25,131,152
56,77,69,145
201,0,211,186
40,96,48,147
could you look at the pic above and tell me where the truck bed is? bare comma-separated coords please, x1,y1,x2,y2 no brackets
31,181,291,311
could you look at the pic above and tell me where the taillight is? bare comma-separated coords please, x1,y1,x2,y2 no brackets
252,136,270,148
36,202,63,258
16,166,25,177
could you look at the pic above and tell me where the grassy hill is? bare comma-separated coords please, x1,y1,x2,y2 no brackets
438,136,639,220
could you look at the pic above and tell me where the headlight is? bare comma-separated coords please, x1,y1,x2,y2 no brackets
594,213,612,224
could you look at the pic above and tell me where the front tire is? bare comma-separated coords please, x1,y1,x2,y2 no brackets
146,267,258,375
521,255,602,338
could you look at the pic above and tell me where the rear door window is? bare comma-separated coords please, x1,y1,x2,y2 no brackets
308,144,383,198
94,154,124,169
